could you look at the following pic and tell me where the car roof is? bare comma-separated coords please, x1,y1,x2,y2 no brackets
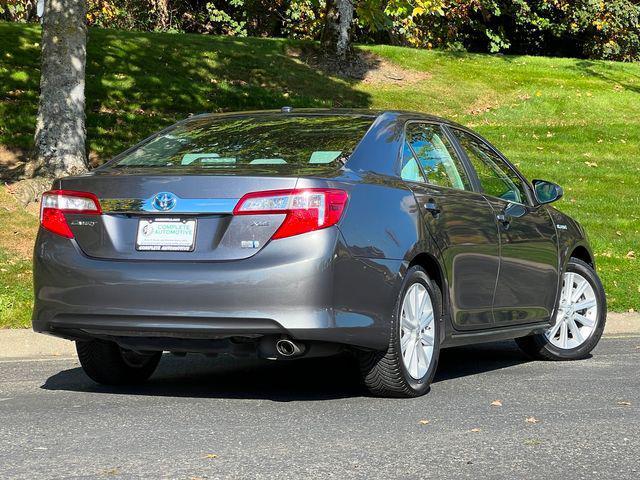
184,108,467,130
178,108,472,178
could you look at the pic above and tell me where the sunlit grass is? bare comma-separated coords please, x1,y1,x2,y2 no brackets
0,250,32,328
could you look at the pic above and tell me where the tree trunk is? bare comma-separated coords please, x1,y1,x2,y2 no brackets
31,0,88,178
321,0,355,62
153,0,171,30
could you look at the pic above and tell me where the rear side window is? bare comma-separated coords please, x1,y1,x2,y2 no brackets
452,129,529,204
108,115,374,174
405,123,471,190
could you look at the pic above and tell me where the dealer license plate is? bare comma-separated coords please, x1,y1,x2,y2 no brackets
136,218,196,252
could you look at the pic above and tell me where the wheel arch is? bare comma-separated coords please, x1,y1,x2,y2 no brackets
554,242,596,320
408,252,448,319
570,245,594,267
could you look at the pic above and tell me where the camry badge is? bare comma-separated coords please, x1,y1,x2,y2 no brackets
152,192,177,211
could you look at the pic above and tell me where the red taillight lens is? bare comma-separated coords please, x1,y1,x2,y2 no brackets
233,188,348,239
40,190,102,239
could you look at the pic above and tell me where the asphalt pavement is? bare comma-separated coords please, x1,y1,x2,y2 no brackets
1,336,638,479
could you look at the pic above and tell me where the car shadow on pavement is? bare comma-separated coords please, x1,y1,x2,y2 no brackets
41,341,532,401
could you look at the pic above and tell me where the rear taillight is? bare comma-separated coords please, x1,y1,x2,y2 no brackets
233,188,348,239
40,190,102,238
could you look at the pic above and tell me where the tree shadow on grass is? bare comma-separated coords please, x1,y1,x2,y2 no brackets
0,23,374,170
570,59,640,95
41,341,532,402
0,23,41,155
84,30,373,162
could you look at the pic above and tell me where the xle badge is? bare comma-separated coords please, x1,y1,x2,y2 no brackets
241,240,260,249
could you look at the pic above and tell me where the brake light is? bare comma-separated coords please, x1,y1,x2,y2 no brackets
40,190,102,238
233,188,348,239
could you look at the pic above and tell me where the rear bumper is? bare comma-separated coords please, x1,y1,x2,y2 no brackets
33,228,399,350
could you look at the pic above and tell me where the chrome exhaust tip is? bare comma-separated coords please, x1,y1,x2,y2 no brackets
275,339,304,357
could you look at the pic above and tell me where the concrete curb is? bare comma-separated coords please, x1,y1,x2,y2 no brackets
1,313,638,360
603,312,640,336
0,330,76,359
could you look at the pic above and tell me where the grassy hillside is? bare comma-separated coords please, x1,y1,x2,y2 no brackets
0,21,638,326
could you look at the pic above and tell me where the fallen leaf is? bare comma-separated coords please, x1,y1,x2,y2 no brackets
100,468,120,476
418,419,430,425
469,428,481,432
490,400,503,407
616,231,622,236
203,453,218,459
584,161,598,167
617,401,631,406
626,251,636,259
525,416,540,424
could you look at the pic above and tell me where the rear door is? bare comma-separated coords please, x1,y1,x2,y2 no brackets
450,128,560,326
400,122,500,330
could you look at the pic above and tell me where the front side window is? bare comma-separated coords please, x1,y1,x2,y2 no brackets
405,123,471,190
452,129,529,204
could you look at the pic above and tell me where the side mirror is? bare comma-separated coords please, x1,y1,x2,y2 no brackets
532,179,563,204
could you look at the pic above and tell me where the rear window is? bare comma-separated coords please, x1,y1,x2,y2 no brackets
108,114,374,173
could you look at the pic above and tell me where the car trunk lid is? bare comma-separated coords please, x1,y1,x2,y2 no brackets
58,173,296,261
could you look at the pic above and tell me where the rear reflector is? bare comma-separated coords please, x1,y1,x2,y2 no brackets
233,188,348,239
40,190,101,238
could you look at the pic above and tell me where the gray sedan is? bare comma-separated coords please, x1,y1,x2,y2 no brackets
33,109,606,397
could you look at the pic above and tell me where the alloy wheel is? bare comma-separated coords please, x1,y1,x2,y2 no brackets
546,271,598,350
400,283,435,379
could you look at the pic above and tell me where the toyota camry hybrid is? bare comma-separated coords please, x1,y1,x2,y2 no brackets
32,109,606,397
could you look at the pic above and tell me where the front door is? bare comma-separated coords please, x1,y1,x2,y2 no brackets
450,128,560,326
400,122,500,330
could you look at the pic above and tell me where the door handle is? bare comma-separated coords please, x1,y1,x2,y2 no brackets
496,213,511,226
424,200,441,217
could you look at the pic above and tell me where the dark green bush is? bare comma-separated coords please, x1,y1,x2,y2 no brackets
408,1,640,61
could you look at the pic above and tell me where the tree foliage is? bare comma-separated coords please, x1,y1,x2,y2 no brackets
407,1,640,61
2,0,639,60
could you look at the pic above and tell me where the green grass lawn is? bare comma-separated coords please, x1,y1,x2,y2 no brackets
0,250,32,328
0,21,638,326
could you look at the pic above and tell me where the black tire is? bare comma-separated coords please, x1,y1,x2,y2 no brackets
76,339,162,385
358,266,442,397
516,258,606,361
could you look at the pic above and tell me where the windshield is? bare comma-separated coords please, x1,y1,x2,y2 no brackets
107,114,374,173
